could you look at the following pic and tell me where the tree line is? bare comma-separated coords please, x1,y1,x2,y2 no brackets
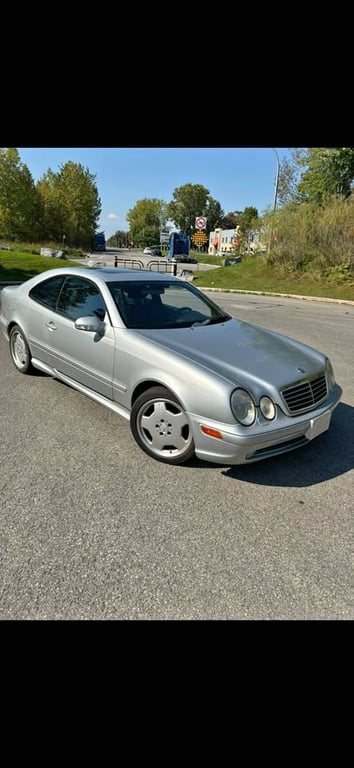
109,149,354,275
2,147,354,275
107,185,260,250
0,148,101,250
264,149,354,274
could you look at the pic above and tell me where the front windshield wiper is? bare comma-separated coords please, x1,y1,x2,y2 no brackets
191,314,231,328
191,318,212,327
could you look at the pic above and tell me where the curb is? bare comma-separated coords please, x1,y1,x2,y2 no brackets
197,287,354,306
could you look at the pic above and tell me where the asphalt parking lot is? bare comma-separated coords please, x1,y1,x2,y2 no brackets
0,290,353,620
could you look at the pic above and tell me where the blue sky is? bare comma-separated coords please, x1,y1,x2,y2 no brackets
18,147,291,238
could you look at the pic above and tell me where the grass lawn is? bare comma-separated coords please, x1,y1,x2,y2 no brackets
0,251,82,282
192,253,354,302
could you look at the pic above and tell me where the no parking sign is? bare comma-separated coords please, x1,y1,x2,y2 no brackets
195,216,207,230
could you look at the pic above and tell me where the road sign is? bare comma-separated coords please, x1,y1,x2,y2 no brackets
195,216,207,230
191,231,208,245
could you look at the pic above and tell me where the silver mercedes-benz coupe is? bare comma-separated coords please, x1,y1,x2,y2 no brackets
0,267,342,465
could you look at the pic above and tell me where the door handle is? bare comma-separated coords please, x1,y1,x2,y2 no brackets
46,320,57,330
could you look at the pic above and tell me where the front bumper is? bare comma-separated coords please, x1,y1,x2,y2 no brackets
189,384,342,465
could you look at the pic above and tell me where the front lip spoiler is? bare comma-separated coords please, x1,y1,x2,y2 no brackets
245,434,309,461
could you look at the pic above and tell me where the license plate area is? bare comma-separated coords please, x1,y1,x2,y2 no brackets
306,410,331,440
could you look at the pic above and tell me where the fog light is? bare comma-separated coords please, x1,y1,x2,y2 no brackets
259,396,276,420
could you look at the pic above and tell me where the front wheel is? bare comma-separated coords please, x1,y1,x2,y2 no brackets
9,325,34,374
130,386,195,465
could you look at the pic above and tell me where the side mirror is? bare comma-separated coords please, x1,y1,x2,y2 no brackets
75,316,105,335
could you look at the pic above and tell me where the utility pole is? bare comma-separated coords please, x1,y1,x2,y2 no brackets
267,148,280,257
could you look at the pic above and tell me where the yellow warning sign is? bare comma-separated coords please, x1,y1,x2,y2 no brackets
191,231,208,245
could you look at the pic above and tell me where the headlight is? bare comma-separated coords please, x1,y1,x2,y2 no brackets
259,396,276,420
326,358,336,388
231,388,256,426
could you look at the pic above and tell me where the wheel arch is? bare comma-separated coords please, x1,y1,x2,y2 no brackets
130,382,196,465
8,320,22,334
131,379,181,408
8,321,34,374
8,320,33,349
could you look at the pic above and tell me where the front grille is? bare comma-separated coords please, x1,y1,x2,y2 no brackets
281,374,328,414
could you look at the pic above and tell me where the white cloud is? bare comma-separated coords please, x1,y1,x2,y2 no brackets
107,212,119,219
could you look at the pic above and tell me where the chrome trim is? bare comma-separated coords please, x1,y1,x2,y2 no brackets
280,373,328,415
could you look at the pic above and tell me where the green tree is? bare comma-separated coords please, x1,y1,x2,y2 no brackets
107,230,129,247
220,211,241,229
204,197,224,232
36,169,64,242
0,147,42,240
277,149,305,206
37,161,101,248
236,206,259,234
167,183,211,235
126,199,167,247
297,148,354,205
265,196,354,271
235,206,261,252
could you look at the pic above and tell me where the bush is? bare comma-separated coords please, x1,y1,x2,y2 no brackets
264,196,354,274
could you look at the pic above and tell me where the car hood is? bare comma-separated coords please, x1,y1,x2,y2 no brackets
137,318,326,392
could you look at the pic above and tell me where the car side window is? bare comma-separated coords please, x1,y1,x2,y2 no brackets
29,275,66,309
56,277,107,321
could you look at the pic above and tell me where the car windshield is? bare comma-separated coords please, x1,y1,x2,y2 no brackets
107,279,232,329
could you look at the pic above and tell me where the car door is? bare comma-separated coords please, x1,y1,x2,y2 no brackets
27,274,67,364
41,276,115,399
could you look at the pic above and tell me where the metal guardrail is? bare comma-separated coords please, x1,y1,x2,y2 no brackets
112,256,178,275
113,256,144,269
0,258,179,289
147,260,177,275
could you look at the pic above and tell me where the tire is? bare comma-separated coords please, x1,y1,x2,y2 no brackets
9,325,34,374
130,386,195,465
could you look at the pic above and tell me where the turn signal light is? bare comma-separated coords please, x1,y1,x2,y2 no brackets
201,425,223,440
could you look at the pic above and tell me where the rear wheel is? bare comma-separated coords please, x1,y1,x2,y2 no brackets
131,386,195,465
9,325,34,374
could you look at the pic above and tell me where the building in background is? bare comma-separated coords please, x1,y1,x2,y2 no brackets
208,228,239,256
208,227,266,256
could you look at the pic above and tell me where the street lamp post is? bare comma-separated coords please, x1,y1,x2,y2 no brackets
267,148,280,257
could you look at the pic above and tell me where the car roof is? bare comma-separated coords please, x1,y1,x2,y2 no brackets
30,266,179,285
88,267,176,283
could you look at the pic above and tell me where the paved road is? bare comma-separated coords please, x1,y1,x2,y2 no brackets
83,248,216,274
0,291,353,620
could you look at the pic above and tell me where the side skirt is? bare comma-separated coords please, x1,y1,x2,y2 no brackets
31,357,131,421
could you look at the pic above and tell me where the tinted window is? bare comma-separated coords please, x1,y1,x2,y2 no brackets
107,279,229,329
56,277,107,321
29,275,66,309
